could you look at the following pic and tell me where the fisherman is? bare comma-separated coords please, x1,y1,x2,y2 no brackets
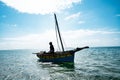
49,42,54,53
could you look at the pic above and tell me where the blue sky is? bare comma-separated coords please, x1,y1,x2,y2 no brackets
0,0,120,50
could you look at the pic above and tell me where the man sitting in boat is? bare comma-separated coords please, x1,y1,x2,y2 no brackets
49,42,54,53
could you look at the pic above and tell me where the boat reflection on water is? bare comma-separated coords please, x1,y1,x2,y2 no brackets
54,62,74,69
36,60,76,80
37,59,74,69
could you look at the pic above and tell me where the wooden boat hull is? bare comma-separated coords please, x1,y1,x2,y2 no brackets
33,46,89,62
36,51,75,62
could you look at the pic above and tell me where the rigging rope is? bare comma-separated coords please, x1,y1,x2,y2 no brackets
55,23,61,51
61,35,67,50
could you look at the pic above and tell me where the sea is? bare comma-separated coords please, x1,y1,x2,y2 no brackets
0,47,120,80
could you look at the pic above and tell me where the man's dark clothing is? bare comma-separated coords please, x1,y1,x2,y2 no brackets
50,44,54,53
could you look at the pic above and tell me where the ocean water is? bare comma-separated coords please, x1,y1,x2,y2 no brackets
0,47,120,80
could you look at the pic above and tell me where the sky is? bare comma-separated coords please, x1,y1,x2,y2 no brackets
0,0,120,50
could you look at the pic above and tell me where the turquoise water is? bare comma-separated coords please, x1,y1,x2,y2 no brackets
0,47,120,80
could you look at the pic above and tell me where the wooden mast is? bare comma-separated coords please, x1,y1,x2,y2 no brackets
54,13,64,52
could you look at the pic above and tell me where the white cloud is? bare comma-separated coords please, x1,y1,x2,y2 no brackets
11,24,17,27
1,30,56,50
5,24,17,27
2,15,7,18
65,12,81,20
116,14,120,16
78,21,85,24
1,0,81,14
0,29,120,50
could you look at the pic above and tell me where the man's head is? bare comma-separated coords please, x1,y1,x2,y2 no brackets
49,42,52,45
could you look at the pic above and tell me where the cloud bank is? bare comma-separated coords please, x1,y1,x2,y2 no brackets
1,0,81,14
0,29,120,50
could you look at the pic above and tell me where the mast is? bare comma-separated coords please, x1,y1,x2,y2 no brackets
54,13,64,52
